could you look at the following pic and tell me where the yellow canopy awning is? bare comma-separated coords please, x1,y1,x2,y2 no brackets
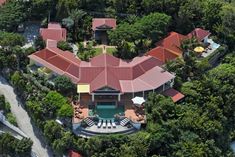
194,46,205,53
77,84,90,93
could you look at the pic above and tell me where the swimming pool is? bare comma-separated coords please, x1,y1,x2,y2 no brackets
95,102,124,119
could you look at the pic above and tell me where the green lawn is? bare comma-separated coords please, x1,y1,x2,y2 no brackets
106,47,117,55
94,47,103,55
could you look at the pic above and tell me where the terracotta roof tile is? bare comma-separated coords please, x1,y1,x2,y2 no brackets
40,23,67,41
148,32,188,63
29,51,174,93
0,0,6,5
69,150,82,157
162,88,185,102
92,18,116,31
187,28,211,41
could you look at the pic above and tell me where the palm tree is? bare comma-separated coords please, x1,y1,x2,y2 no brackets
68,9,87,41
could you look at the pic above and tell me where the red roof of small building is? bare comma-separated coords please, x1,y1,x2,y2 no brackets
0,0,6,5
40,23,67,41
148,32,188,62
156,32,188,55
162,88,185,102
187,28,211,41
148,28,210,63
69,150,82,157
92,18,116,31
147,47,179,63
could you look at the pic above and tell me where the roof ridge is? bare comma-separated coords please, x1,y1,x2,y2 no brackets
139,64,146,74
65,63,72,72
164,48,181,56
47,47,80,66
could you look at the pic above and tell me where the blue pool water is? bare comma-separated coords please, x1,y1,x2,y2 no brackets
94,102,124,119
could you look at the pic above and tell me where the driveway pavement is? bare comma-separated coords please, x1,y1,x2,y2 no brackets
0,76,53,157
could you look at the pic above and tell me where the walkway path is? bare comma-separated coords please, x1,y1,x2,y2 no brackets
0,76,53,157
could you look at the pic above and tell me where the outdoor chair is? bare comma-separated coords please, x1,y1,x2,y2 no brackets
107,120,111,128
103,120,107,128
97,119,102,128
111,119,116,128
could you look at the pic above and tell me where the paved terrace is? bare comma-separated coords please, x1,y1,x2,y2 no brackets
72,94,146,124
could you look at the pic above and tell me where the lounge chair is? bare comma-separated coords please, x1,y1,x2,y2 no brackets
120,118,130,126
111,119,116,128
103,120,107,128
107,120,111,128
84,118,95,127
97,119,102,128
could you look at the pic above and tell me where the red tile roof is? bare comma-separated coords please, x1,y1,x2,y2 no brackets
162,88,185,102
187,28,211,41
148,28,210,63
92,18,116,31
156,32,188,55
40,23,67,41
69,150,82,157
148,32,188,62
29,49,175,93
77,54,173,93
28,48,80,83
147,47,179,63
0,0,6,5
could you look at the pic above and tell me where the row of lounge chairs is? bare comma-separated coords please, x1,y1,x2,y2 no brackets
120,118,130,126
97,119,116,129
84,118,95,127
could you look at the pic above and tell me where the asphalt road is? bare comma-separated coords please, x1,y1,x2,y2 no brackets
0,76,53,157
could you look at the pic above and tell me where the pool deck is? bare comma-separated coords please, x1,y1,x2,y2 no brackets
72,94,146,124
82,124,134,134
72,97,89,124
124,101,146,123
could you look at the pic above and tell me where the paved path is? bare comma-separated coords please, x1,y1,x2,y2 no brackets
0,76,53,157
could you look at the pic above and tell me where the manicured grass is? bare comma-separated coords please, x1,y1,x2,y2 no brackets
94,47,103,55
106,47,117,55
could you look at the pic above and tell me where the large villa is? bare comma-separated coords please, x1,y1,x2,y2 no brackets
27,22,220,136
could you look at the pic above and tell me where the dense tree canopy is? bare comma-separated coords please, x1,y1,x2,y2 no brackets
0,133,33,157
0,0,235,156
108,12,171,59
0,1,26,31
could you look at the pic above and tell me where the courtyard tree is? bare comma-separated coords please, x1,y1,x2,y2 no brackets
108,13,171,59
53,75,75,95
57,41,73,52
34,36,46,50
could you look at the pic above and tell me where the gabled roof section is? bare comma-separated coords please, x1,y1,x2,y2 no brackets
148,32,187,63
92,18,116,31
28,48,80,83
90,53,120,67
29,49,174,93
187,28,211,41
78,54,171,93
156,32,188,55
147,47,179,63
40,22,67,41
162,88,185,102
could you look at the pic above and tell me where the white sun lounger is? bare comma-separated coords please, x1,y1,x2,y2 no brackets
111,120,116,128
97,119,102,128
103,120,107,128
107,120,111,128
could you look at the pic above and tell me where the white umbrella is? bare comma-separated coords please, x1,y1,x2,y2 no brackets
131,96,145,106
